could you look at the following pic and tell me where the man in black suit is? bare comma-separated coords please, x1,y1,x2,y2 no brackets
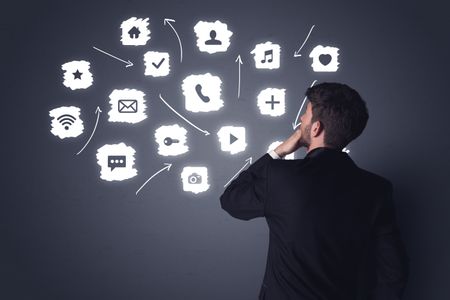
220,82,409,300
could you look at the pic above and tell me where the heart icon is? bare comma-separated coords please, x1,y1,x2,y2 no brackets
319,54,332,66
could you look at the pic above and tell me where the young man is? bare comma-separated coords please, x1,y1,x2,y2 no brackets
220,82,410,300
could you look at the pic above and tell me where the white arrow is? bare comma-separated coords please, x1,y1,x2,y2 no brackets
293,25,315,57
136,163,172,195
292,80,317,130
92,46,133,68
164,18,183,63
158,94,210,135
224,157,253,188
235,55,243,99
76,106,102,155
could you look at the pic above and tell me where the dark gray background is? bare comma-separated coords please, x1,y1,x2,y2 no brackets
2,0,450,299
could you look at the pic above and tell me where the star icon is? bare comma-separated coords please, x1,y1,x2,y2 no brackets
73,69,82,79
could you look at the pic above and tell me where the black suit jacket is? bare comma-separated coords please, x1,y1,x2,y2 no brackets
220,147,409,300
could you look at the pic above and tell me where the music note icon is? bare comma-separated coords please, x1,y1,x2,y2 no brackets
261,49,273,63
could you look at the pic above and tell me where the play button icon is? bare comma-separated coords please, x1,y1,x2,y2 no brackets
217,126,247,155
230,133,238,144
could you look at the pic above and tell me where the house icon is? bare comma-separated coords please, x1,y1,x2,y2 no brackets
128,26,141,39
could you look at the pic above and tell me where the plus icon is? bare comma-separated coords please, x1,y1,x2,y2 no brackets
265,95,280,110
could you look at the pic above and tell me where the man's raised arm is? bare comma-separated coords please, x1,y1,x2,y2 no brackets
220,153,272,221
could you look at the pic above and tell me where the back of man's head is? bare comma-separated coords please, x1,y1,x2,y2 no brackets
306,82,369,149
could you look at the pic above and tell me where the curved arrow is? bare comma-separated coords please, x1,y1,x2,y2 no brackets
158,94,210,135
76,106,101,155
292,80,317,130
294,25,315,57
224,157,252,188
164,18,183,63
136,163,172,195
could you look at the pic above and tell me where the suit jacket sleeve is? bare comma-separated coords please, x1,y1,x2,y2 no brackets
220,153,272,220
371,182,410,300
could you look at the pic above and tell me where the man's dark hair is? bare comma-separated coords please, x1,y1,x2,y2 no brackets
305,82,369,149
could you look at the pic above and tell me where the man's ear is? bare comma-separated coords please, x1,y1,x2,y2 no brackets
311,120,324,137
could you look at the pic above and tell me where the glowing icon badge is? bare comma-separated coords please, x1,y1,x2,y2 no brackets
108,89,147,124
154,124,189,156
96,143,137,181
182,73,224,112
268,141,294,159
250,41,281,69
257,88,286,117
309,45,340,72
193,20,233,54
217,126,247,155
144,51,170,77
49,106,84,139
181,166,210,194
120,17,151,46
61,60,93,90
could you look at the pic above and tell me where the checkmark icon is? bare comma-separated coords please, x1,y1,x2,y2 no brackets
152,58,166,69
144,51,170,77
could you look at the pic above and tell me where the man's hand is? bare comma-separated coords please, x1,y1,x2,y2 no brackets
274,129,303,158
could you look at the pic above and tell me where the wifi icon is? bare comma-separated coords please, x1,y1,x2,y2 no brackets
49,106,84,139
57,114,76,130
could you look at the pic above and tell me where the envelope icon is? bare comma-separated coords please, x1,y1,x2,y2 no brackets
118,99,138,113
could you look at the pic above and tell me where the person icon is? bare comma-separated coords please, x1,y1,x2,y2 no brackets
205,30,222,45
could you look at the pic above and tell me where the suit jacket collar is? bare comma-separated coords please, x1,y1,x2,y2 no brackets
303,146,357,167
305,147,345,159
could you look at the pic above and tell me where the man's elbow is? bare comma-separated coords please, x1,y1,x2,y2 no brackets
220,193,251,221
220,193,236,216
219,193,229,211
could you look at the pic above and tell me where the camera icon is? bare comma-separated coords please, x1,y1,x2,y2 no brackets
188,173,202,184
181,167,210,194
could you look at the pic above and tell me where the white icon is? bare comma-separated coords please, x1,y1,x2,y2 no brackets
120,17,151,46
154,124,189,156
250,41,281,69
257,88,286,117
49,106,84,139
144,51,170,77
181,166,210,194
309,45,340,72
182,73,224,113
96,143,137,181
193,20,233,54
342,147,350,153
217,126,247,155
268,141,294,160
61,60,93,90
108,89,147,124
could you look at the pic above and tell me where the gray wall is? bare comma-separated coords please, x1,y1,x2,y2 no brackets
3,0,450,299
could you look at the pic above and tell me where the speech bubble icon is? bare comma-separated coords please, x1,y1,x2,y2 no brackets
108,155,126,171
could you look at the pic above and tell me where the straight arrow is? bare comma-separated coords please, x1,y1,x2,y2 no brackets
92,46,133,68
224,157,252,188
235,55,243,99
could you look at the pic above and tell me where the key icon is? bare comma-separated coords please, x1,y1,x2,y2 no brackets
164,137,180,146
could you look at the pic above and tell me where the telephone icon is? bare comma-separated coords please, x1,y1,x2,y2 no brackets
195,84,210,103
